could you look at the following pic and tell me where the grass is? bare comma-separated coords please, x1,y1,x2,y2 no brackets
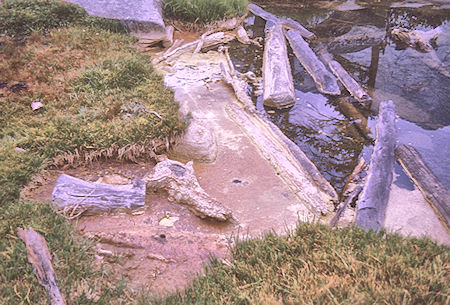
0,0,185,303
164,0,248,24
148,223,449,305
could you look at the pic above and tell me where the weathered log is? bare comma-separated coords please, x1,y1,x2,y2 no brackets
262,23,296,109
318,48,371,106
248,3,315,39
395,144,450,229
318,25,384,54
52,174,146,216
221,51,338,209
18,228,65,305
285,29,341,96
330,157,367,227
355,100,397,231
143,159,233,221
152,32,236,65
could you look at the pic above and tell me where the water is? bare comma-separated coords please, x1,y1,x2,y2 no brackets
229,1,450,195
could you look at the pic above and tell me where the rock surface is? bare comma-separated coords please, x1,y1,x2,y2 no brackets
66,0,166,40
171,121,217,163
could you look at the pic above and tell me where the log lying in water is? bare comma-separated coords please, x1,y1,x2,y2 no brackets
248,3,315,39
262,23,296,109
143,159,233,221
355,100,396,232
152,32,235,65
18,228,65,305
318,48,371,107
52,174,146,216
395,144,450,229
285,29,341,96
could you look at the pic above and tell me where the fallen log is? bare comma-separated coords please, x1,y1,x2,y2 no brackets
285,29,341,96
248,3,315,39
143,159,233,221
395,144,450,229
262,23,296,109
52,174,146,216
18,228,65,305
318,47,371,106
152,32,236,65
355,100,397,232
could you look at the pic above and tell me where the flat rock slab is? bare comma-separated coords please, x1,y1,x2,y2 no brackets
66,0,165,39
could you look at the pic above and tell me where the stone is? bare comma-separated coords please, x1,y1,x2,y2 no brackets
66,0,166,40
171,121,217,163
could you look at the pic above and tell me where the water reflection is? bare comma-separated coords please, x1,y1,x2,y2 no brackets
230,1,450,193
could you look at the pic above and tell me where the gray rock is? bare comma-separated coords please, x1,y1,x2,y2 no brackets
66,0,166,40
171,121,217,163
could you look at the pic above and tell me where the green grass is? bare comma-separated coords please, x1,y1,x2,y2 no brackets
164,0,248,24
148,223,449,305
0,0,185,303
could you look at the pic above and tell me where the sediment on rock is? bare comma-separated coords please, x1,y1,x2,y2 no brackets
355,100,397,232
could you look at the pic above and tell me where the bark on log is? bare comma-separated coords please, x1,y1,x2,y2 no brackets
395,144,450,229
285,29,341,96
18,228,65,305
248,3,315,39
152,32,236,65
318,48,371,106
262,23,296,109
52,174,146,216
355,100,396,231
143,159,233,221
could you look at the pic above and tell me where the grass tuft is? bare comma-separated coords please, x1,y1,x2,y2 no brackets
164,0,248,24
148,223,449,305
0,0,126,37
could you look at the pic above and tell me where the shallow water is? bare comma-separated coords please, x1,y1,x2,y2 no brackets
230,0,450,195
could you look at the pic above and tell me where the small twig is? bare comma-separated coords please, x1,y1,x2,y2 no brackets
136,104,163,119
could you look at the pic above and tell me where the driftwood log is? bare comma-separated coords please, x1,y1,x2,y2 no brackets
143,159,233,221
52,174,146,216
285,29,341,96
18,228,65,305
248,3,315,40
262,23,296,109
152,32,236,65
355,100,397,231
318,47,371,106
395,144,450,229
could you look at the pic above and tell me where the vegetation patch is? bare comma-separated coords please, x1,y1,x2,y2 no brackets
0,0,185,303
164,0,248,24
151,223,449,305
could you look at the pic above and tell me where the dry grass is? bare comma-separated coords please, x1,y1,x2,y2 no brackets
149,223,449,305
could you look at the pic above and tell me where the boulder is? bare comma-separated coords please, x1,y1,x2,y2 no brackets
171,121,217,163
